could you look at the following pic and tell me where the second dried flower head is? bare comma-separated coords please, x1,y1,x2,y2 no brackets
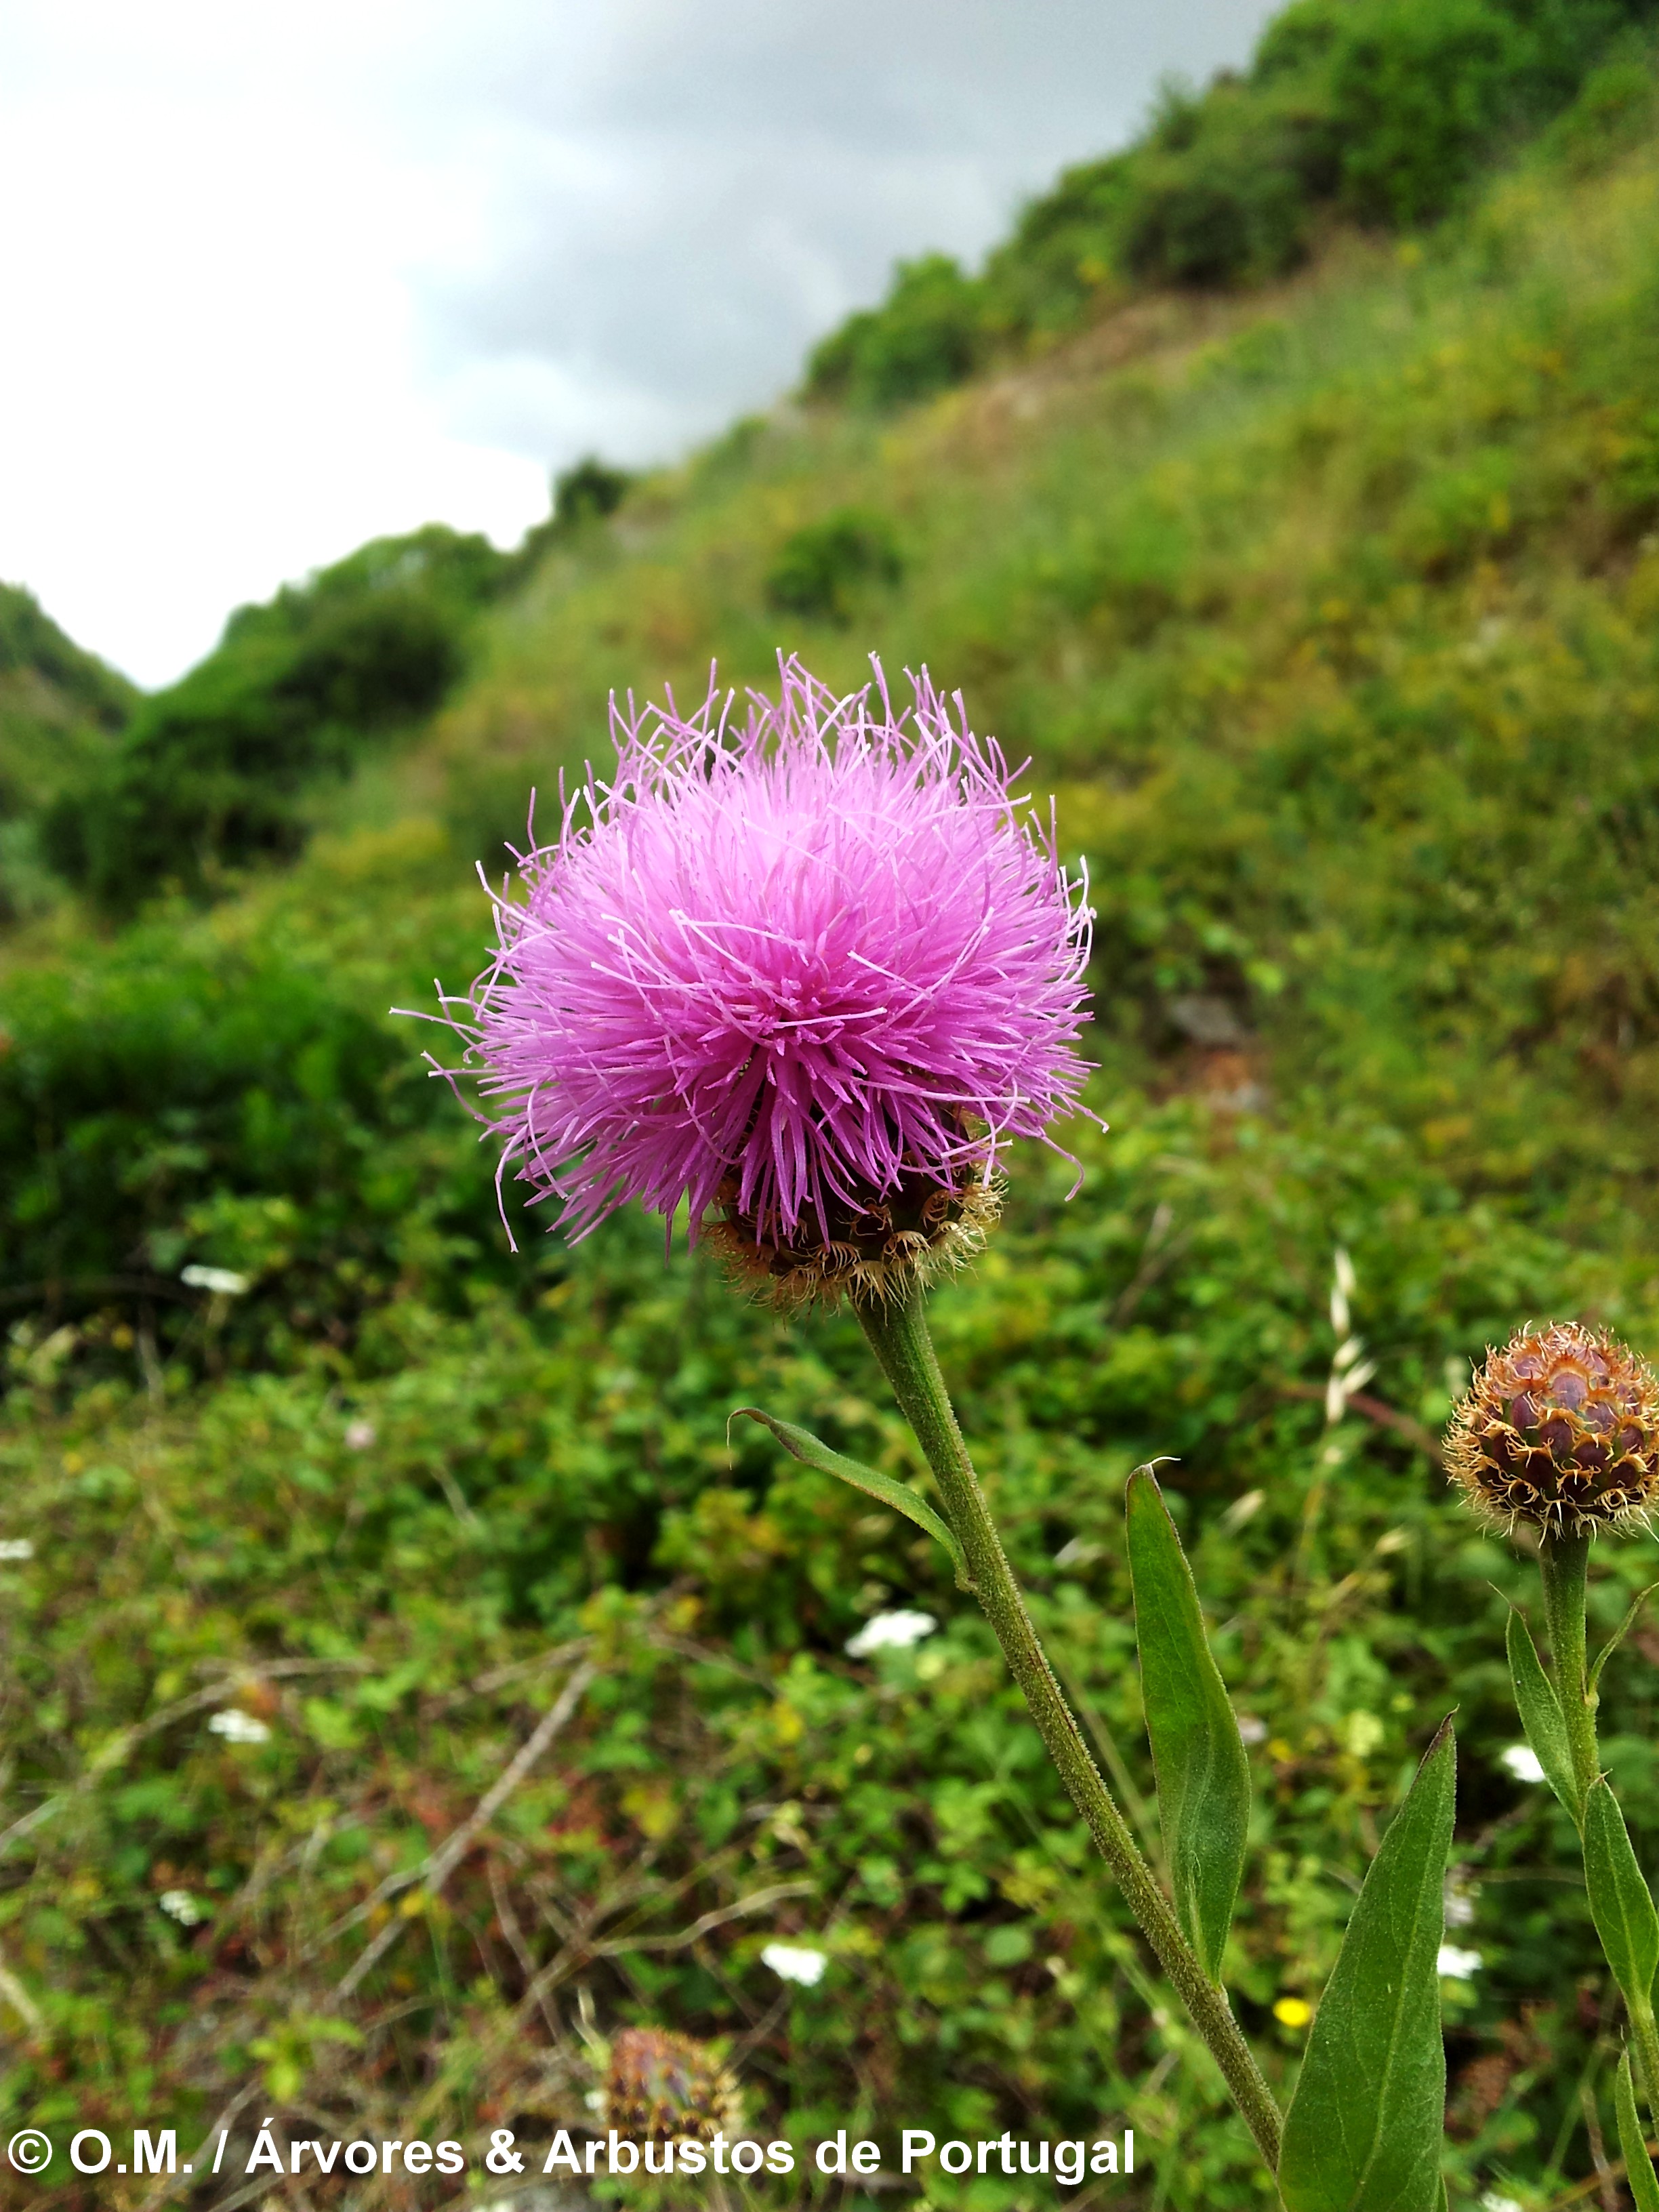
1447,1320,1659,1536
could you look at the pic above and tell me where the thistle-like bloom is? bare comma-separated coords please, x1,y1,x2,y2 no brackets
451,657,1093,1302
602,2028,742,2142
1446,1321,1659,1536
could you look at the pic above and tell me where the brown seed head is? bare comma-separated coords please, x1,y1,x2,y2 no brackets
703,1157,1000,1311
1446,1321,1659,1538
602,2027,743,2144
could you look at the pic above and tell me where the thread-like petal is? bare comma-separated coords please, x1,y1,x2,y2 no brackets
443,656,1094,1252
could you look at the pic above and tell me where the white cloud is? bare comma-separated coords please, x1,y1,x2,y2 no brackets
0,0,1277,685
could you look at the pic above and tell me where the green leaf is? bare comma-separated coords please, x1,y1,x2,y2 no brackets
1506,1606,1581,1826
731,1408,968,1586
1279,1720,1455,2212
1616,2050,1659,2212
1584,1778,1659,2014
1590,1582,1659,1698
1125,1465,1249,1983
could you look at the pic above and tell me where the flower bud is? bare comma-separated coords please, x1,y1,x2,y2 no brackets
1446,1321,1659,1536
602,2027,742,2143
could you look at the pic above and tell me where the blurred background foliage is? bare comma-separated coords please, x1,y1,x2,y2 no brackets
6,6,1659,2206
806,0,1659,404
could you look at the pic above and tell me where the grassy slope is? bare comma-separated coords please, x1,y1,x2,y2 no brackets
0,585,134,918
5,100,1659,2211
418,125,1659,1248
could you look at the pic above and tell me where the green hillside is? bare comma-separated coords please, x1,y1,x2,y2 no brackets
6,30,1659,2210
0,583,134,922
806,0,1659,401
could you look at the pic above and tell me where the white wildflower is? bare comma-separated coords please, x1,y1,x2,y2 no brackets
845,1610,937,1658
762,1942,828,1987
1236,1715,1269,1745
1444,1880,1477,1929
181,1264,250,1296
344,1419,377,1450
1500,1744,1546,1784
208,1709,270,1744
1437,1944,1482,1980
0,1539,34,1561
159,1890,207,1925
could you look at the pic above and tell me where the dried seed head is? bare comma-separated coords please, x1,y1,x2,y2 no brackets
703,1157,1001,1311
1446,1321,1659,1538
602,2027,742,2143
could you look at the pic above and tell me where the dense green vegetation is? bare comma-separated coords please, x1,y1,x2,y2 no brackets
764,510,906,626
6,16,1659,2207
36,525,525,916
0,584,134,924
806,0,1659,405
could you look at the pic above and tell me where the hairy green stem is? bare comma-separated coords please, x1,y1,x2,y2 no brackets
1633,2001,1659,2138
1540,1534,1659,2123
857,1282,1284,2179
1540,1533,1597,1806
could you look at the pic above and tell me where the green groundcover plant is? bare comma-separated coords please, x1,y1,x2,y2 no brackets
419,652,1659,2209
16,39,1659,2207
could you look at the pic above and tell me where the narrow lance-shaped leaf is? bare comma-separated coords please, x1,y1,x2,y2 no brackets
1279,1720,1456,2212
1590,1582,1659,1698
1616,2051,1659,2212
1584,1778,1659,2018
1125,1466,1249,1983
730,1408,968,1586
1506,1607,1581,1826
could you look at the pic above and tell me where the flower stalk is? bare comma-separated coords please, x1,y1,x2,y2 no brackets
857,1279,1284,2177
1452,1325,1659,2137
1538,1531,1659,2123
1538,1532,1597,1807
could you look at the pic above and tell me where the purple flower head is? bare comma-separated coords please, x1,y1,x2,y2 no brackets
449,656,1094,1300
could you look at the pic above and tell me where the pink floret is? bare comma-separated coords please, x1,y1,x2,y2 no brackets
447,656,1094,1247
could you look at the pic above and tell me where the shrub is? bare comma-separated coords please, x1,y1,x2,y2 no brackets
0,582,133,731
553,455,634,528
1328,0,1547,224
0,587,135,916
800,0,1656,392
764,510,905,623
42,527,506,912
980,154,1137,335
0,930,516,1380
805,254,986,408
506,455,637,581
1119,110,1332,285
1541,48,1659,169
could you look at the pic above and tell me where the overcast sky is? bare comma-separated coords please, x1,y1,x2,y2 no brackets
1,0,1276,687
